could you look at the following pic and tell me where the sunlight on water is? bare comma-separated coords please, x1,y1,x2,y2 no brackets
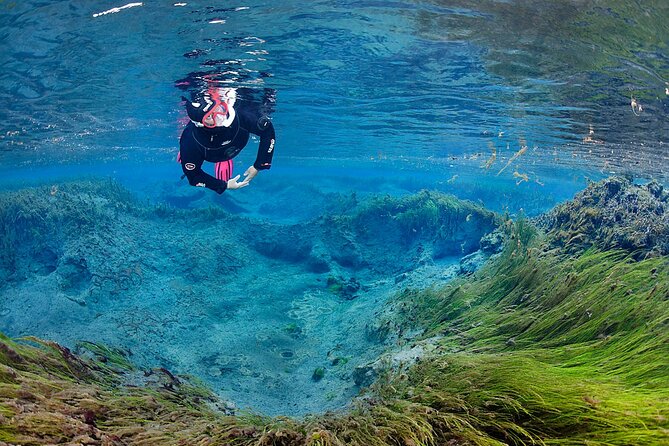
0,0,666,178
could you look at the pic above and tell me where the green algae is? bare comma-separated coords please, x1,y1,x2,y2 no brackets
348,190,500,245
0,181,140,286
0,333,246,445
75,341,135,375
2,224,666,444
377,216,668,444
0,179,667,444
537,177,669,258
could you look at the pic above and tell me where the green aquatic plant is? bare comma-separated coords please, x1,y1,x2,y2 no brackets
0,179,667,445
378,217,668,443
283,322,302,335
2,216,666,444
0,333,260,445
322,190,502,271
75,341,135,375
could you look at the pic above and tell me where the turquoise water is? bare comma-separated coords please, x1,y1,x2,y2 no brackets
0,0,667,416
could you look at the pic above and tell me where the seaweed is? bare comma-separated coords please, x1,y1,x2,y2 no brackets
1,221,665,444
0,178,666,444
376,217,668,444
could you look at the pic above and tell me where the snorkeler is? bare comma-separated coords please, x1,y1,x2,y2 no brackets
178,87,275,194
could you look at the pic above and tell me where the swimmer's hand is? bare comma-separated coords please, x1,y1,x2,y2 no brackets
243,165,259,183
226,175,249,190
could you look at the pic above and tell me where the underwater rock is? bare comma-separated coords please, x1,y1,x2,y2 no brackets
30,248,60,277
312,367,325,382
459,250,487,275
0,182,138,291
282,322,304,339
646,180,664,199
305,254,331,273
321,224,368,269
0,183,500,301
537,177,669,257
394,273,408,284
326,275,361,300
365,318,395,344
57,256,92,297
353,340,438,387
251,225,313,263
352,363,378,387
479,228,505,254
305,243,332,273
330,356,350,366
320,190,501,275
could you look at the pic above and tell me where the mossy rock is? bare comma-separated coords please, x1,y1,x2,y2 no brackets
312,367,325,382
538,177,669,257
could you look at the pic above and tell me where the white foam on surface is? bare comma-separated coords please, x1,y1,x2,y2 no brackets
93,2,143,18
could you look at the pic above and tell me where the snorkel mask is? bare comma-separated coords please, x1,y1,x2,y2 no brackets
202,93,229,128
185,88,237,128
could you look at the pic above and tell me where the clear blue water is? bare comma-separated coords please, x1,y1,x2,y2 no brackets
0,0,667,416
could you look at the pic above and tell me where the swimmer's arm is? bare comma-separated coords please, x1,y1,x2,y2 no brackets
242,111,276,171
180,151,228,194
253,117,275,170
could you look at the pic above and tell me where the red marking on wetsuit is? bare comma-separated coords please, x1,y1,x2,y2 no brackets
215,159,233,181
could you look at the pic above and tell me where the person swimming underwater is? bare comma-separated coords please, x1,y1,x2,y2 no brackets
178,87,275,194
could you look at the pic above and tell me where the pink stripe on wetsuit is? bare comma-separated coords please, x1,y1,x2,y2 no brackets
215,159,234,182
176,152,233,182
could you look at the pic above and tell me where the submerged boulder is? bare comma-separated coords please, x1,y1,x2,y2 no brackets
353,338,441,388
248,190,503,275
319,191,502,274
459,250,487,275
537,177,669,258
479,228,505,254
0,182,137,288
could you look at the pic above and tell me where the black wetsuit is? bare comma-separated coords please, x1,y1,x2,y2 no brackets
179,108,275,194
